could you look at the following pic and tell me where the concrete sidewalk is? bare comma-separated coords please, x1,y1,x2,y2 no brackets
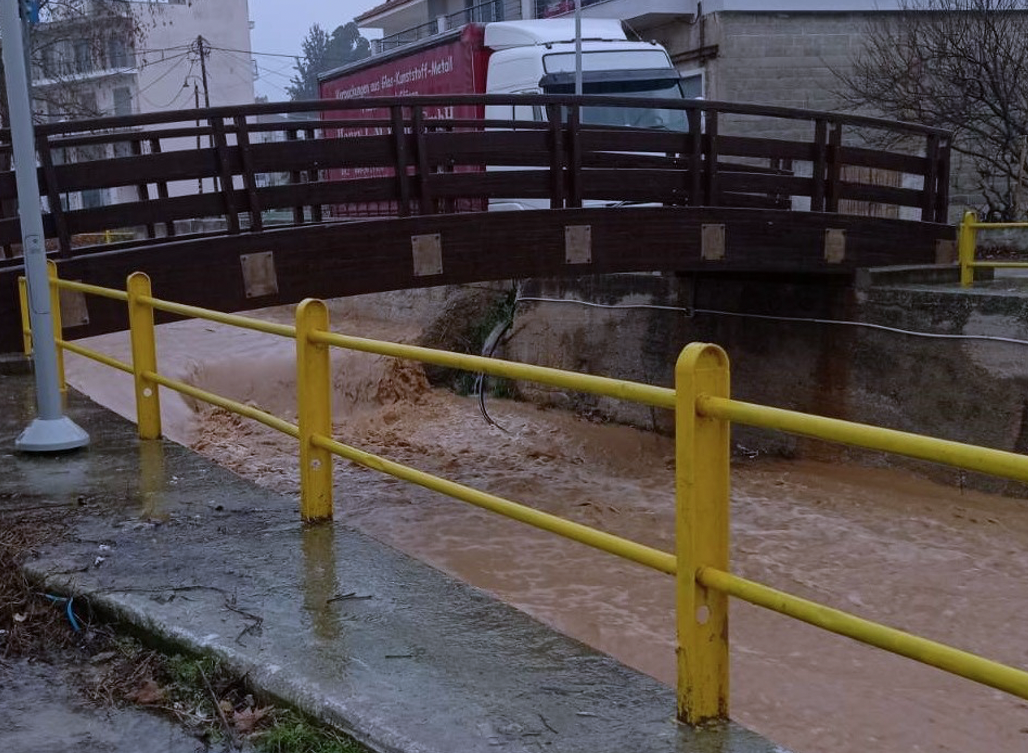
0,366,786,753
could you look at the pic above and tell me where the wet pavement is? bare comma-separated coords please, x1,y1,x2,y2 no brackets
0,658,207,753
0,366,788,753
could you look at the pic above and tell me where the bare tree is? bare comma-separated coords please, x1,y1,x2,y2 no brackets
0,0,178,124
836,0,1028,219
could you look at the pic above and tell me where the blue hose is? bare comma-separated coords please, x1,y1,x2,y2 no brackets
44,594,82,632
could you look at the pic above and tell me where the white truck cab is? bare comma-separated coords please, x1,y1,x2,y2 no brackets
484,19,692,131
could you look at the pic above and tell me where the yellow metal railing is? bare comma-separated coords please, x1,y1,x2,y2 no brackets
958,209,1028,287
18,267,1028,727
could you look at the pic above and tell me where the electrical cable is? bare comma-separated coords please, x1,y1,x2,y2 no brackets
138,58,196,109
514,295,1028,347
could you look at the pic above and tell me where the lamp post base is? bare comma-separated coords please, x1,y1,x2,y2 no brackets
16,417,90,453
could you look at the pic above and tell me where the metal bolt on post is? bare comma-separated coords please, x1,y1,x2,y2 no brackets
1,0,88,451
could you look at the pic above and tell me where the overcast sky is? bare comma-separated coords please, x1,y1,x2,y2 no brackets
248,0,381,100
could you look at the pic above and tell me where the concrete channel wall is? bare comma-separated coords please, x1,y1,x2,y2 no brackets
498,270,1028,494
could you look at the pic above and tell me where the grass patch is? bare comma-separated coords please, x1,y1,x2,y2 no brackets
255,710,365,753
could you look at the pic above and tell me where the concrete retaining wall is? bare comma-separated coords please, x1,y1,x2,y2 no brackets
501,272,1028,494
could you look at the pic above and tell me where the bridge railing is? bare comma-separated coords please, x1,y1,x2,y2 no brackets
0,96,950,263
22,264,1028,728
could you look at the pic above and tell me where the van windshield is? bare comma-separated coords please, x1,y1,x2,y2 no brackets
540,72,690,131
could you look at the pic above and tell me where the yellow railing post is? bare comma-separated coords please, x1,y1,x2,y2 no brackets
126,272,161,439
46,260,67,392
296,298,334,521
958,210,978,288
17,275,31,356
675,342,731,724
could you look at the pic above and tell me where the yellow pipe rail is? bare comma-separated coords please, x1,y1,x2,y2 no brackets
58,339,133,374
958,210,1028,287
145,369,300,440
24,268,1028,730
697,567,1028,700
310,432,677,574
697,395,1028,482
140,294,297,338
310,330,676,410
55,278,129,302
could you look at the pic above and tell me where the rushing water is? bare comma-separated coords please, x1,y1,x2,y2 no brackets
65,303,1028,753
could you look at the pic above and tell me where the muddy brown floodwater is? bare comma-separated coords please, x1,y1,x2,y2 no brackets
65,300,1028,753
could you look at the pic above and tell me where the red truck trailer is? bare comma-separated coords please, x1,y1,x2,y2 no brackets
319,25,490,217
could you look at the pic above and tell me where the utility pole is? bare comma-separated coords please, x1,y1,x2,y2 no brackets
1,0,88,451
196,35,211,108
194,82,202,194
195,35,215,192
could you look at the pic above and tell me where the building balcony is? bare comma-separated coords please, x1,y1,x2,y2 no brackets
540,0,694,29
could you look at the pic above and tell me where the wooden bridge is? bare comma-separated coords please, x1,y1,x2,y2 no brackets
0,95,954,352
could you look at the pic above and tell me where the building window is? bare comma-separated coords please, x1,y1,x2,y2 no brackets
79,91,99,117
113,86,132,116
74,39,92,74
108,37,131,69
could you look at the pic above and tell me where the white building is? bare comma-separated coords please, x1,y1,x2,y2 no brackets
31,0,254,120
28,0,255,207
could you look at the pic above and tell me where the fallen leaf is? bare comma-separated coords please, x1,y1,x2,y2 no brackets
127,679,165,705
232,706,271,734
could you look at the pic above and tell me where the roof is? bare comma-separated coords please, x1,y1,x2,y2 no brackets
355,0,411,23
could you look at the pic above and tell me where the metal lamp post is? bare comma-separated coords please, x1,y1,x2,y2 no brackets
1,0,89,451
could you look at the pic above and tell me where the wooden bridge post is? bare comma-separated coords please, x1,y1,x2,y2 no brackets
825,122,842,214
287,128,304,224
687,109,702,206
390,106,412,217
811,119,828,212
148,137,175,237
546,103,566,209
234,115,263,233
567,104,582,208
210,116,240,233
922,133,941,223
304,126,323,223
131,138,156,239
412,106,435,215
704,110,719,206
36,134,71,257
935,138,952,223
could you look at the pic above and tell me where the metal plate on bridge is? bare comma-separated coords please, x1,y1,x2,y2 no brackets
936,239,957,265
58,287,89,328
412,234,443,277
824,229,846,264
240,252,279,298
702,224,726,261
565,225,592,265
